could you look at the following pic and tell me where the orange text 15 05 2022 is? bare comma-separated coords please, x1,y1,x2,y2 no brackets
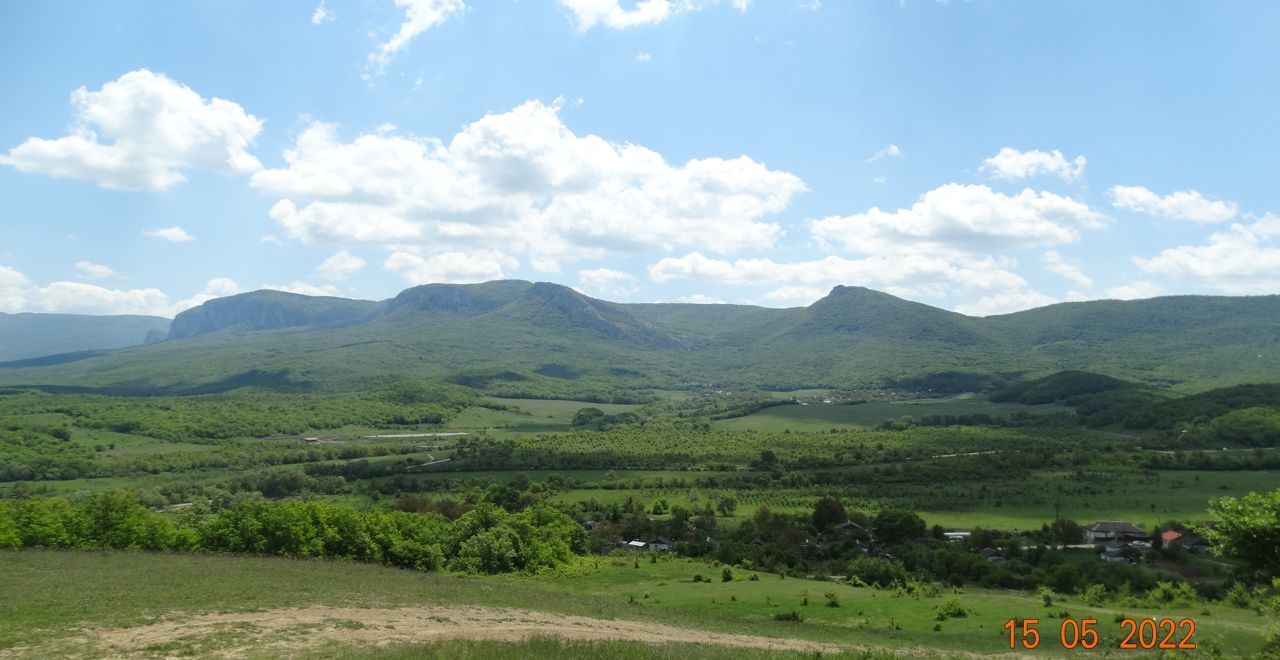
1003,617,1196,650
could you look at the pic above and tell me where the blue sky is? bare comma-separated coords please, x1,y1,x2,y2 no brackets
1,0,1277,317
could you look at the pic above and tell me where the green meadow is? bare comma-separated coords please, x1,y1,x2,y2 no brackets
0,551,1268,658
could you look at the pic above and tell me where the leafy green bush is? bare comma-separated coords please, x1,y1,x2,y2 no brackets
848,556,909,588
933,598,972,620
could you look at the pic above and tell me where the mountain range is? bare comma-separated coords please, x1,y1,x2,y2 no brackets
0,312,169,363
1,280,1277,396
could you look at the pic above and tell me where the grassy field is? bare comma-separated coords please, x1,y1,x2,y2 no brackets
306,638,897,659
713,397,1072,433
0,551,1267,658
544,469,1280,530
440,398,645,438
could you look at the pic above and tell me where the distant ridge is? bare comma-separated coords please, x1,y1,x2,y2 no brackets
1,281,1277,395
0,312,170,362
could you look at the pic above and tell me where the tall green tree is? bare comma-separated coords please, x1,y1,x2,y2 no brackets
1202,488,1280,577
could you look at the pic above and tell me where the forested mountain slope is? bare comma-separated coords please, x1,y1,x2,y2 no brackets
0,281,1276,395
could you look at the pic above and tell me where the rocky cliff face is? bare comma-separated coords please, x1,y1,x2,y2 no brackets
503,282,690,349
167,291,382,340
386,282,524,315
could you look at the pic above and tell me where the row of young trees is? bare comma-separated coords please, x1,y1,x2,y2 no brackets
0,492,585,575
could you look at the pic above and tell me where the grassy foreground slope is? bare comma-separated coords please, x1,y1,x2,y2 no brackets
0,551,1268,658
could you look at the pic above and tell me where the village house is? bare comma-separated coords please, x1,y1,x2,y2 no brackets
1084,521,1147,545
1161,530,1210,553
1099,545,1138,564
979,547,1007,563
831,519,864,538
647,536,672,552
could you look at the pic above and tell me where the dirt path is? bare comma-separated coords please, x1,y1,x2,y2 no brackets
59,605,847,658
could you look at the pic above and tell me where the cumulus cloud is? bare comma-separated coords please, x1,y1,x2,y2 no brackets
1105,281,1162,300
762,286,827,307
0,266,237,317
979,148,1085,182
732,0,751,12
648,251,1026,301
143,226,196,242
252,99,803,272
0,70,262,191
260,281,341,297
954,289,1058,317
1041,250,1092,287
366,0,465,79
315,249,366,280
1108,185,1238,223
679,293,725,304
809,183,1106,257
577,267,638,297
865,143,901,163
635,51,653,62
172,277,242,312
1134,214,1280,294
73,261,123,281
384,250,519,284
311,1,334,24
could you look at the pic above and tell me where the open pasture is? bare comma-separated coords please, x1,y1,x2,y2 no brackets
713,397,1071,432
0,550,1267,658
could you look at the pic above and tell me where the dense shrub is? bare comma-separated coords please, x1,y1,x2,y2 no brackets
0,493,583,576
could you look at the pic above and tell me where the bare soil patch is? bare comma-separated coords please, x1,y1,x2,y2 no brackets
54,605,847,658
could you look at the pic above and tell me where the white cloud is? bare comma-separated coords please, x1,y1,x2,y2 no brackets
384,249,518,284
871,176,886,185
577,267,638,297
954,289,1058,317
799,1,822,10
366,0,466,78
732,0,751,11
979,148,1085,182
0,266,239,317
557,0,689,31
1134,214,1280,294
1041,250,1092,287
679,293,725,304
73,261,123,281
635,51,653,62
809,183,1106,257
1108,185,1238,223
143,226,195,243
648,251,1026,301
762,286,826,307
24,282,172,316
260,281,341,297
315,249,366,280
172,277,242,312
311,1,334,24
1105,281,1162,300
0,70,262,191
865,143,901,163
253,100,803,271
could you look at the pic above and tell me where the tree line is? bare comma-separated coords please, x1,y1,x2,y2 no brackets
0,492,585,575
